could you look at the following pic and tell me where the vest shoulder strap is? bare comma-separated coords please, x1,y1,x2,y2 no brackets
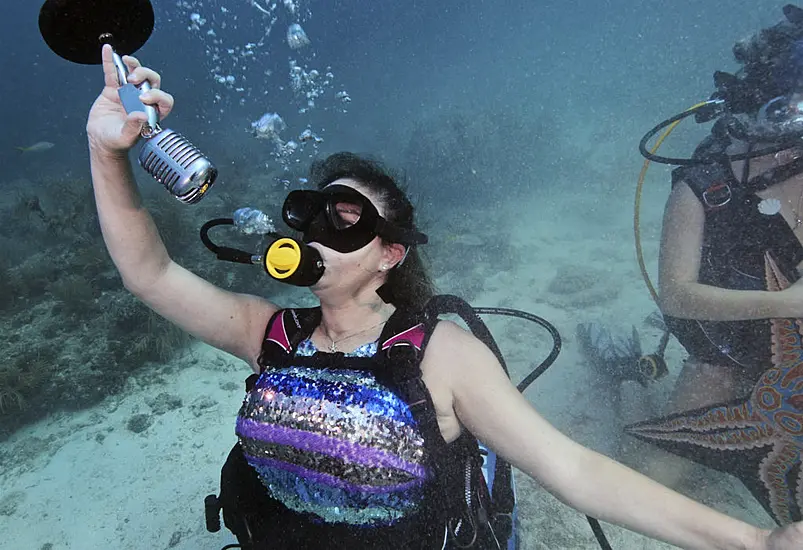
257,307,321,370
375,305,443,450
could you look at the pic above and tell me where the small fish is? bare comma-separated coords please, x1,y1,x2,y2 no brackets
16,141,55,153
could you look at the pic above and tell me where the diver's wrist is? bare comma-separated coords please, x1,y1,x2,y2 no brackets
88,137,131,164
771,288,799,318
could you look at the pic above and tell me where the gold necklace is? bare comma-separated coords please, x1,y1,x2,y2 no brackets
321,320,387,353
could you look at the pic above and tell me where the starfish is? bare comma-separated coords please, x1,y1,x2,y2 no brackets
626,252,803,525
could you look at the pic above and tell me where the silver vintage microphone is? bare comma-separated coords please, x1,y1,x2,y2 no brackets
111,47,217,204
137,128,217,204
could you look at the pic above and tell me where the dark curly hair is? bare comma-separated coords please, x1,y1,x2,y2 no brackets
715,4,803,115
307,152,435,311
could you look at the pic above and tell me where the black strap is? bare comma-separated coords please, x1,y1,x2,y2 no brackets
420,296,517,529
377,295,517,544
746,152,803,192
674,148,803,210
672,161,741,210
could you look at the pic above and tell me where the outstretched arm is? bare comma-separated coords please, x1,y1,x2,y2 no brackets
430,321,793,550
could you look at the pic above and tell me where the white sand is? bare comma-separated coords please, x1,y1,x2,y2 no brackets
1,344,243,549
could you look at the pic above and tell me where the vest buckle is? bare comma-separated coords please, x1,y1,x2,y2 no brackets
702,182,732,210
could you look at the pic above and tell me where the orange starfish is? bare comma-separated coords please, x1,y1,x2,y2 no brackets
626,252,803,524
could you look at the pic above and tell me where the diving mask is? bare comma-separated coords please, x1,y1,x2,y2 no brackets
282,184,428,253
717,35,803,146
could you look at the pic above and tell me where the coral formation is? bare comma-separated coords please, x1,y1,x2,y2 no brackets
0,170,301,435
0,176,209,433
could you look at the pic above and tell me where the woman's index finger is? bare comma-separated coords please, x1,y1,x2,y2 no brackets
101,44,123,88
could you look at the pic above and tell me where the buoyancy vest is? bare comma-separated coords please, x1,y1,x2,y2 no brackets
215,296,517,550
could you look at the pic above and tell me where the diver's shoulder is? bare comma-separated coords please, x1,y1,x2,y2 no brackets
426,319,486,358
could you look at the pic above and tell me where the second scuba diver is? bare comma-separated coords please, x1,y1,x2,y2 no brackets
616,3,803,493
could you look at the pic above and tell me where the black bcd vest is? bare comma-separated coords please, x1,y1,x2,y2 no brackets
208,295,517,550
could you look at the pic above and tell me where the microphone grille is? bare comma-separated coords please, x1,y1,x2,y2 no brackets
138,129,217,204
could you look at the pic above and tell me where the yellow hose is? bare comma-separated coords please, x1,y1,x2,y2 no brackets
634,101,709,304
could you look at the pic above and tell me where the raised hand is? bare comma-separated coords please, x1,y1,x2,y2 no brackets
86,44,174,157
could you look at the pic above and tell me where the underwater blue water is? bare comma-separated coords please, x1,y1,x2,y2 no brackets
0,0,788,548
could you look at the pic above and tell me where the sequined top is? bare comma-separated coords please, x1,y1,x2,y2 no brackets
235,339,431,526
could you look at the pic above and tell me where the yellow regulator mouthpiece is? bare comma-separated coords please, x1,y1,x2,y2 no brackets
265,238,302,279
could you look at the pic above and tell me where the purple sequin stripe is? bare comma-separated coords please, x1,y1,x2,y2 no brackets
237,418,428,478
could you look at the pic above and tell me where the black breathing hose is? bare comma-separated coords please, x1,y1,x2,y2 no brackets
473,305,612,550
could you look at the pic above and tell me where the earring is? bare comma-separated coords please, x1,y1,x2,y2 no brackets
381,264,389,271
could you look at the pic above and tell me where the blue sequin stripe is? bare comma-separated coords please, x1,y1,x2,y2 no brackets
255,466,423,526
251,460,423,525
253,367,417,425
244,450,427,494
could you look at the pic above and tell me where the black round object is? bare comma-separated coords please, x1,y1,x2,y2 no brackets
38,0,154,65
